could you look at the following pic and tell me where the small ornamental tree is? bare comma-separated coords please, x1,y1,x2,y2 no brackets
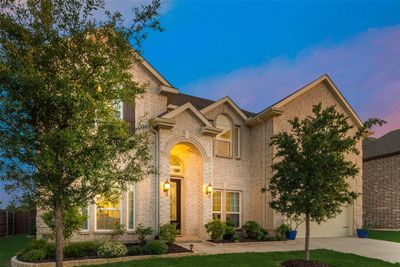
263,103,384,261
0,0,162,266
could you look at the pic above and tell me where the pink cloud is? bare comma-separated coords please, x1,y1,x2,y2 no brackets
184,25,400,137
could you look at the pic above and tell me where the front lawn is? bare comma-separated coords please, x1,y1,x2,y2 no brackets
368,230,400,243
0,234,33,267
88,249,400,267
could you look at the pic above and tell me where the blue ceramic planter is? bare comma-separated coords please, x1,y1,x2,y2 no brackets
356,229,368,238
285,230,297,240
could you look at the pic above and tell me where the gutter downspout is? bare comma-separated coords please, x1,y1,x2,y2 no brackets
152,128,160,236
263,121,267,228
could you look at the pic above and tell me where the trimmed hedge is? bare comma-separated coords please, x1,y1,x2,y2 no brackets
20,249,47,262
143,240,168,255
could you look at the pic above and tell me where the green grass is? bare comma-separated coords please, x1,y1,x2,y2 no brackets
0,234,33,267
368,230,400,243
88,249,400,267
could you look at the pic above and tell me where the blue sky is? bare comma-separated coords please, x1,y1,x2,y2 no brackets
1,1,399,207
142,1,400,87
139,0,400,137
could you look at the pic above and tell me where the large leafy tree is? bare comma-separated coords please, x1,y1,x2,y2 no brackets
265,103,384,261
0,0,162,265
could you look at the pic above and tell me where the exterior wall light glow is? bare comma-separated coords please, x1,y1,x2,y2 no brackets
163,180,171,192
206,183,213,195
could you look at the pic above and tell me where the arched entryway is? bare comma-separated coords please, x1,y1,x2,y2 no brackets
169,142,204,237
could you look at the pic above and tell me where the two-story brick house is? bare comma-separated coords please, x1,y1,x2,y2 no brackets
36,57,364,241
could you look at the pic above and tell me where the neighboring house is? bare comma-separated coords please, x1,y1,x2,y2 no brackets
363,129,400,229
36,58,364,241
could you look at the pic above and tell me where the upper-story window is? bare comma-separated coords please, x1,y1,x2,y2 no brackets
215,114,232,157
114,101,123,120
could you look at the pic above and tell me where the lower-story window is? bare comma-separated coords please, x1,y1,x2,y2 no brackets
96,194,121,230
226,191,241,227
211,190,241,227
212,190,222,219
127,185,135,230
81,206,89,230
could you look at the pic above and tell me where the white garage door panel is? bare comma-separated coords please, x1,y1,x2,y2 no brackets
296,206,351,237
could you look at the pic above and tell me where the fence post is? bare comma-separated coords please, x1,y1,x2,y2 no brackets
5,210,8,236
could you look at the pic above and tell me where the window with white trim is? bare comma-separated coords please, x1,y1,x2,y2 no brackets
234,126,241,158
95,194,121,230
215,114,232,157
226,191,241,227
212,190,222,220
127,186,135,230
114,101,123,120
81,206,88,230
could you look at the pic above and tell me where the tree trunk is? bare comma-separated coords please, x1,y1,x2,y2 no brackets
55,203,64,267
304,213,310,261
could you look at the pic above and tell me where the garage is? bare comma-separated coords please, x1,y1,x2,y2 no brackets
296,205,352,237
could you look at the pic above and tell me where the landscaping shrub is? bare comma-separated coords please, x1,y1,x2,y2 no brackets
97,241,128,258
159,223,178,245
127,245,142,256
135,223,153,245
27,239,48,250
143,240,168,255
205,219,226,242
276,223,290,241
23,239,55,259
20,249,47,262
242,221,268,240
223,225,239,240
64,241,102,258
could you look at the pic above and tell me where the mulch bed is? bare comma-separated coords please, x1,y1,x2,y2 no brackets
24,243,191,263
125,242,191,254
282,260,332,267
209,237,281,243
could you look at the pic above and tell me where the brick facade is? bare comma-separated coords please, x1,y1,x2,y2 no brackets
36,60,363,241
363,154,400,229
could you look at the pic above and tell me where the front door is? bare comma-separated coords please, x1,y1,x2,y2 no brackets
170,179,182,233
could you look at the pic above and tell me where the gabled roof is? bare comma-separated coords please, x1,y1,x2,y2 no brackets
137,55,176,89
162,102,214,127
247,74,364,128
363,129,400,161
154,102,223,136
200,96,249,120
168,93,256,118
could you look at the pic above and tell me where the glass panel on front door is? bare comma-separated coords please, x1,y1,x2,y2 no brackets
170,179,181,233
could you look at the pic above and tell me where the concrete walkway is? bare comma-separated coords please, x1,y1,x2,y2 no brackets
177,237,400,263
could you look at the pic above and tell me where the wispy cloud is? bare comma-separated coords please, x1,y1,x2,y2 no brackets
184,25,400,137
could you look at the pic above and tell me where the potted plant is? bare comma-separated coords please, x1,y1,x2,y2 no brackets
285,215,303,240
356,220,376,238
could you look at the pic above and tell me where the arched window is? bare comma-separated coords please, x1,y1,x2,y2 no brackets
215,114,232,157
170,155,184,176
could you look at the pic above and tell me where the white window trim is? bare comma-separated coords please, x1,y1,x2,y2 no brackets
80,205,89,233
114,101,123,120
234,126,241,159
225,191,241,228
215,114,233,158
212,190,222,219
94,195,123,232
127,185,136,232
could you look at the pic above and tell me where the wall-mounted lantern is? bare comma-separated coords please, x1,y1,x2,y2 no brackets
163,180,171,192
206,183,213,195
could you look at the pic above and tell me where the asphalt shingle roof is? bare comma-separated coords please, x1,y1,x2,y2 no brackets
167,93,256,118
363,129,400,160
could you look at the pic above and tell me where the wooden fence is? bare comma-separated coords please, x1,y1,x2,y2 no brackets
0,209,36,236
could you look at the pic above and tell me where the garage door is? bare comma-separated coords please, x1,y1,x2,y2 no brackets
296,205,352,237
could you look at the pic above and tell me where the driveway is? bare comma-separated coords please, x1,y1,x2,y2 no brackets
177,237,400,263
